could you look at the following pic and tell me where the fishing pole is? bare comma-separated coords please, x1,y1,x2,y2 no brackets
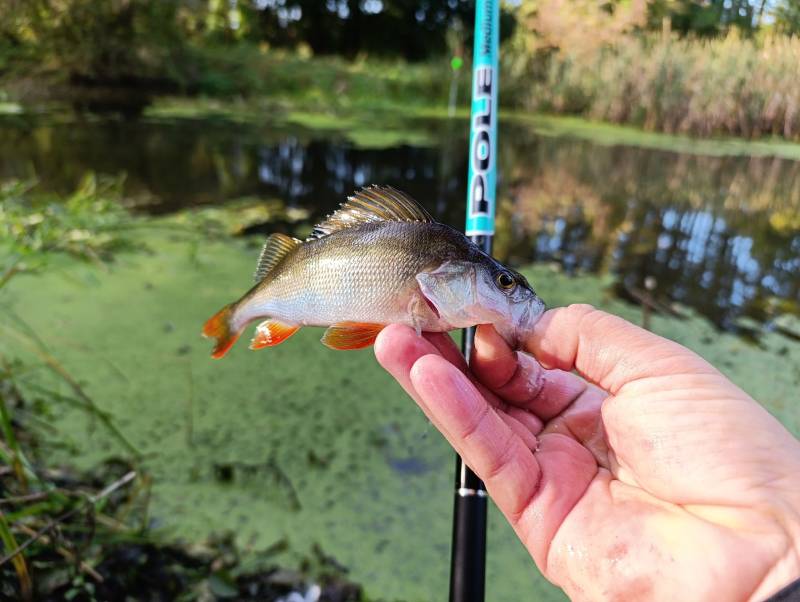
450,1,499,601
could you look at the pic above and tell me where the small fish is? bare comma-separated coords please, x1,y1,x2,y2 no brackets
202,185,545,357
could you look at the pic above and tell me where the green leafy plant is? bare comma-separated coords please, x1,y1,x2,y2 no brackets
0,173,138,288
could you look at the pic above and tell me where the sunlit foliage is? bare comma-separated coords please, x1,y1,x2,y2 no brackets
0,174,136,278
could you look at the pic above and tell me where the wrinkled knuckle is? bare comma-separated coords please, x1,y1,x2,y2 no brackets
564,303,597,320
573,304,611,329
484,428,517,482
517,353,545,400
576,306,627,344
459,402,491,444
489,352,521,390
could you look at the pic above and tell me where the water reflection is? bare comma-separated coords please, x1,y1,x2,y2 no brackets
506,139,800,329
0,114,797,331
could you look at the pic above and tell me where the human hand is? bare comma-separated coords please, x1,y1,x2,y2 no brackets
375,305,800,601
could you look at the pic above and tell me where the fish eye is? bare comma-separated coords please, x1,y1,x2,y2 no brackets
495,271,516,290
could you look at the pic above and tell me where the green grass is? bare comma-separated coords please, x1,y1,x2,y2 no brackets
508,112,800,161
144,93,800,159
180,47,466,111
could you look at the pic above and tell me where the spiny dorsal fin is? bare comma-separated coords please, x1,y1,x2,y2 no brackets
309,185,432,240
254,233,301,281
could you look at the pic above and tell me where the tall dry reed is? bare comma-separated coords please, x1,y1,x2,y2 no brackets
510,34,800,140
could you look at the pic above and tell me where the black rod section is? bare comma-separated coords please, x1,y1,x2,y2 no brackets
449,234,490,602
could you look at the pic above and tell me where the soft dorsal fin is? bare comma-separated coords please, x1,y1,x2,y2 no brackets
254,233,301,281
309,185,432,240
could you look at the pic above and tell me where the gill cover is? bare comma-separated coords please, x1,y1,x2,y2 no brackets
417,262,481,328
416,261,545,347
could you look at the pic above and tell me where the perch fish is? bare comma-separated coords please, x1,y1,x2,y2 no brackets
202,185,545,357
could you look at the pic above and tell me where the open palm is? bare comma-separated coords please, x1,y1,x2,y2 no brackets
375,304,800,601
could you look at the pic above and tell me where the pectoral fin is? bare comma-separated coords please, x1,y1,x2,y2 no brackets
321,322,384,350
249,320,300,349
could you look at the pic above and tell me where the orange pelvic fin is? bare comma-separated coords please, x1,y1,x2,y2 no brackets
321,322,384,350
202,304,242,359
249,320,300,349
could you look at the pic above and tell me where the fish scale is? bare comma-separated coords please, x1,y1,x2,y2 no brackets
260,221,455,327
202,185,545,357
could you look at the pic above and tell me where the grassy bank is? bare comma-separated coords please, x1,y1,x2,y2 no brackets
4,0,800,143
181,48,466,113
6,37,800,144
0,44,467,118
141,95,800,162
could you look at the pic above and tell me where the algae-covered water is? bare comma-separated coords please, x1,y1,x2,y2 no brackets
2,221,799,601
1,108,800,600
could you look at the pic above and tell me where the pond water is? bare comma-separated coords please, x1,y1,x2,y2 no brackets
1,112,799,332
3,110,800,601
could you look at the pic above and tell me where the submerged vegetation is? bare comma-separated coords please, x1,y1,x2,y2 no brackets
1,175,137,281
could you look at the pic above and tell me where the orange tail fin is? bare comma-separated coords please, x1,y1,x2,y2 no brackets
202,304,242,359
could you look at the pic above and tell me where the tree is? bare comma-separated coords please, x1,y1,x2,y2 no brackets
0,0,184,82
238,0,512,61
774,0,800,34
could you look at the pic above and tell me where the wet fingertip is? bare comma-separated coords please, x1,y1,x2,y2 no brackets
408,353,444,406
474,323,512,357
411,353,486,420
374,324,419,366
411,353,469,396
471,324,518,389
521,304,593,361
378,323,414,340
474,323,496,342
409,352,443,381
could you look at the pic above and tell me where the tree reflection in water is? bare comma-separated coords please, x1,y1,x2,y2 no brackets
0,115,797,331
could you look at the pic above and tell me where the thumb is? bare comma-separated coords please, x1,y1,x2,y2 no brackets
524,304,719,395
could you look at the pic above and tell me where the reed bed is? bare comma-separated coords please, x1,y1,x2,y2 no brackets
512,34,800,140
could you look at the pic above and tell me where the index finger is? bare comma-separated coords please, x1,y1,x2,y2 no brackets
471,324,591,420
524,304,719,394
